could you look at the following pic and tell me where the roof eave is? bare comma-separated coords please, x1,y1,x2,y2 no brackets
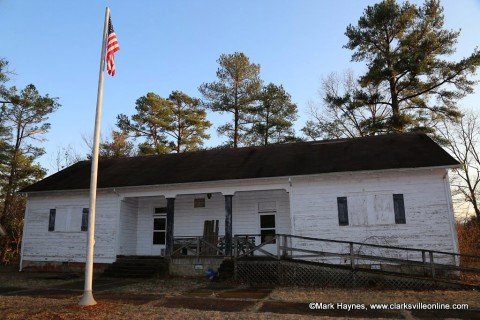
20,164,459,195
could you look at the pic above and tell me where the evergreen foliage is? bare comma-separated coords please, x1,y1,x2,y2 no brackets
199,52,262,148
0,79,59,263
117,91,211,154
304,0,480,141
249,83,298,145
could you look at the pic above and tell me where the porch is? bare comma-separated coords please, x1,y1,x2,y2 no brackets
116,189,291,258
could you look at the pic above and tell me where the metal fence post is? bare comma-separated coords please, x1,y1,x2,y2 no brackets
350,242,355,270
278,260,283,284
429,251,435,279
282,235,288,258
277,235,281,260
233,236,238,258
196,236,200,257
234,259,238,281
422,250,427,276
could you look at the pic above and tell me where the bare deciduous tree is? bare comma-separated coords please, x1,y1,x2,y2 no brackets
302,70,389,140
50,144,83,172
440,110,480,221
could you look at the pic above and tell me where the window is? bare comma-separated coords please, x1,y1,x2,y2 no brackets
49,207,86,232
372,194,395,224
194,198,205,208
337,197,349,226
258,201,276,243
153,207,167,245
260,214,276,243
347,195,367,225
393,194,406,224
153,216,166,245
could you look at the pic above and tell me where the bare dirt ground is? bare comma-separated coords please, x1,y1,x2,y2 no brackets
1,266,479,319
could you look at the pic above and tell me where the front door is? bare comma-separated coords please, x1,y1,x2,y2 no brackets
258,213,277,255
152,208,167,255
257,201,277,256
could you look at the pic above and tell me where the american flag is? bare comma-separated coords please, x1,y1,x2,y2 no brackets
106,17,120,76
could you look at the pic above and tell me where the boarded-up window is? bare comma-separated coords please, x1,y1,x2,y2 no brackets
154,207,167,214
393,194,406,224
337,197,349,226
258,201,276,213
194,198,205,208
54,207,84,232
347,194,367,225
370,194,395,225
81,208,89,231
48,209,56,231
346,192,398,225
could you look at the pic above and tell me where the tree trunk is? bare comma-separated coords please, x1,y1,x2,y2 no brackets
389,77,402,133
234,84,239,148
234,109,239,148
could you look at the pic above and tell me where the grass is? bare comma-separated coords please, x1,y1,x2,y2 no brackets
270,287,480,308
1,267,479,319
0,268,81,289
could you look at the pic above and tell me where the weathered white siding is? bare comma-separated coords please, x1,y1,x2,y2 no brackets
290,168,458,261
118,198,138,255
233,189,291,235
173,193,226,237
22,167,458,265
136,196,166,256
22,192,119,264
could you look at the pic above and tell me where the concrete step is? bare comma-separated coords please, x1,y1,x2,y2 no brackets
103,256,169,278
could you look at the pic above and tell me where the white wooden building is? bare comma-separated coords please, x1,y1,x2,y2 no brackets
19,133,460,270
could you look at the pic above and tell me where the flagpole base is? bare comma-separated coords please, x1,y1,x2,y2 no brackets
79,290,97,306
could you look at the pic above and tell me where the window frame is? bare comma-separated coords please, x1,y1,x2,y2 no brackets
49,207,87,232
259,213,276,244
153,207,167,245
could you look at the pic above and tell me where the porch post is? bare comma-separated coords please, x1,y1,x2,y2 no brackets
224,195,233,256
165,197,175,256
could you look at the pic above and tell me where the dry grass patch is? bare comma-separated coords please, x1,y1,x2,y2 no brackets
0,271,81,289
270,287,480,308
103,277,209,295
0,296,352,320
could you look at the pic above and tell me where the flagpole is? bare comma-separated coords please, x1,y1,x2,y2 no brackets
79,6,110,306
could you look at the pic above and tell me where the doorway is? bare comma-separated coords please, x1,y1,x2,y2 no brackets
152,207,167,255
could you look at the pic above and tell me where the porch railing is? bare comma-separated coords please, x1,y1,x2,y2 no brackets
233,234,480,282
171,235,256,257
172,234,480,282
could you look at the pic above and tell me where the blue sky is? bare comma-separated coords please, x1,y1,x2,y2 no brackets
2,0,480,174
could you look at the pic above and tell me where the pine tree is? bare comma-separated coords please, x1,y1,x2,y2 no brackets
249,83,298,145
0,83,59,262
117,91,211,154
327,0,480,139
199,52,261,148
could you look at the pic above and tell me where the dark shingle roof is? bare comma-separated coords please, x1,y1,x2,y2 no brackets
21,133,459,193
